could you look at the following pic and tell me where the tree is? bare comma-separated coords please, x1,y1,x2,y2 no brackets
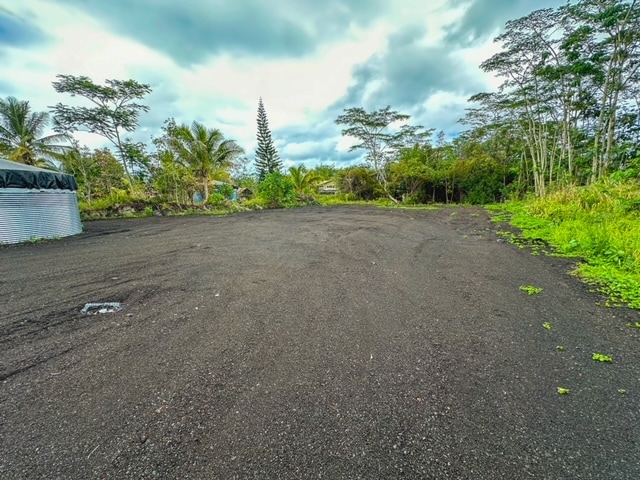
312,163,338,181
165,120,244,202
59,143,99,201
336,166,381,200
471,1,640,194
0,96,69,166
255,97,282,181
335,106,432,201
288,165,320,194
149,148,196,205
60,145,127,201
50,74,152,185
563,0,640,182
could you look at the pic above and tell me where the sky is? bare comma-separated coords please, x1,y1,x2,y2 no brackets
0,0,564,169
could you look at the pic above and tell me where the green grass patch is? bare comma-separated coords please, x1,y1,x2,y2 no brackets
592,353,613,363
488,180,640,310
520,285,543,295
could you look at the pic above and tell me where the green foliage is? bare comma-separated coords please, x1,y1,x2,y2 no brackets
493,180,640,309
0,96,69,165
335,106,432,197
465,0,640,192
312,163,337,181
258,171,296,208
51,74,152,184
78,188,134,212
207,192,227,207
149,148,196,205
215,183,235,199
288,165,320,195
543,322,552,330
159,118,243,202
521,285,543,295
592,353,613,363
255,98,281,181
336,166,382,200
557,387,570,395
556,345,565,351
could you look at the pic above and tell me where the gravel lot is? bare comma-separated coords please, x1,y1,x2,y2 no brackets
1,205,639,479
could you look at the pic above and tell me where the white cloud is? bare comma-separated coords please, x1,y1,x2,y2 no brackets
1,0,566,165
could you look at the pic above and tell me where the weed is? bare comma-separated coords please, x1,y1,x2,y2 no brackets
557,387,570,395
520,285,543,295
556,345,565,351
618,389,626,395
592,353,613,363
488,180,640,310
543,322,552,330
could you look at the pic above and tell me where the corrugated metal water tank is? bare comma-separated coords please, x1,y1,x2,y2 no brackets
0,188,82,244
0,158,82,245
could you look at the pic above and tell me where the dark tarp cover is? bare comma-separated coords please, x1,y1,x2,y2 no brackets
0,158,78,191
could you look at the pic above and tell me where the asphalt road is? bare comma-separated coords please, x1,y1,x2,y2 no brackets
1,206,639,479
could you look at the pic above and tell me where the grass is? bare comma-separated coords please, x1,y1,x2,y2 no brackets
592,353,613,363
520,285,543,295
488,179,640,310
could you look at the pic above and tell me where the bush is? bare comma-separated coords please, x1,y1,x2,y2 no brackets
258,172,296,208
336,167,381,200
207,192,227,207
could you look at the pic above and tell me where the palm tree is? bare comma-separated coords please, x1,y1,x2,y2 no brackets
288,165,320,194
168,121,244,201
0,96,69,167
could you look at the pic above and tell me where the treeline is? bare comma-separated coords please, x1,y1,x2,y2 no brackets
1,0,638,211
464,0,640,194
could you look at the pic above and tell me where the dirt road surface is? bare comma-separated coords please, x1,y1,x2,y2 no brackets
1,206,639,479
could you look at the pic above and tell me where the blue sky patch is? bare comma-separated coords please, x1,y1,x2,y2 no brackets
0,10,48,47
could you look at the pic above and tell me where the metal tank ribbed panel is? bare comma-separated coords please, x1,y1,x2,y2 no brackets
0,189,83,244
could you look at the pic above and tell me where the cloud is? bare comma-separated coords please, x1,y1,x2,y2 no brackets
1,0,569,167
0,8,49,48
445,0,565,46
52,0,390,67
331,24,490,136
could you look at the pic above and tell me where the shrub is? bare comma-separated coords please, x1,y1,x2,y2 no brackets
258,172,296,208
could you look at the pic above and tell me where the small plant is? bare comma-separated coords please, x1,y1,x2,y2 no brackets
557,387,570,395
543,322,552,331
520,285,543,295
556,345,565,351
618,389,626,395
592,353,613,363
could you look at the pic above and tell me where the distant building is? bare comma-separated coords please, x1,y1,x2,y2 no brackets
318,180,338,195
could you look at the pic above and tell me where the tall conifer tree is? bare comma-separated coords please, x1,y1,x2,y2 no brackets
254,97,281,181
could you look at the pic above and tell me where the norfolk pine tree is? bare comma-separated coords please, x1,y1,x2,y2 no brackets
255,97,282,181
